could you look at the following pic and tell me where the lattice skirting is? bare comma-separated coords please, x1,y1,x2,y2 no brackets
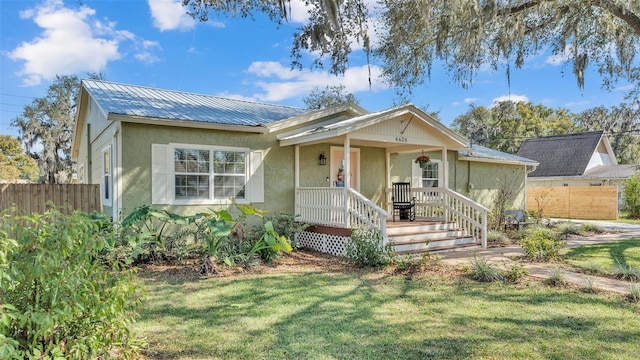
295,231,348,257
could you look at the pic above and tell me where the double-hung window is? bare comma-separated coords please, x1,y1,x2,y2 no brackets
102,146,112,206
421,162,439,188
153,143,262,205
172,146,247,203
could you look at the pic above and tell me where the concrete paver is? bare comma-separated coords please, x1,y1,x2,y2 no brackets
437,220,640,295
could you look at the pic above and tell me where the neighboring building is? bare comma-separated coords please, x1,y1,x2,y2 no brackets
516,130,638,207
72,79,536,253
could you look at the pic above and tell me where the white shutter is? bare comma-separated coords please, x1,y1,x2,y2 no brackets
152,144,169,204
248,150,264,203
411,161,422,188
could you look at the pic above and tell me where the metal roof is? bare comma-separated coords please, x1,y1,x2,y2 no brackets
458,145,538,165
516,131,605,177
82,79,307,126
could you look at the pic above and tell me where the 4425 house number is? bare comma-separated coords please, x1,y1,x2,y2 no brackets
395,136,408,142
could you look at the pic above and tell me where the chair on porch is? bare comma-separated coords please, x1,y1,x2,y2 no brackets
392,182,416,222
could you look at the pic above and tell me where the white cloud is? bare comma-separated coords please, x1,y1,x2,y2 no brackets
491,94,529,107
135,40,162,64
231,61,387,102
545,45,574,66
148,0,196,31
9,0,121,86
614,84,635,92
8,0,158,86
564,100,589,107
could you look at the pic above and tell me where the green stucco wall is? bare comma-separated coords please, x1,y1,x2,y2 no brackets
391,150,526,211
120,122,298,217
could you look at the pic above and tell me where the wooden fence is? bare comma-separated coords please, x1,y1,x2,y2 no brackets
0,184,102,215
526,186,618,220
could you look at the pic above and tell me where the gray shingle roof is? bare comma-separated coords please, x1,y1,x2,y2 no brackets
516,131,604,177
82,79,307,127
459,145,538,165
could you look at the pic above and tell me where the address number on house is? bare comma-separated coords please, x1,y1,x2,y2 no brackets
395,136,408,142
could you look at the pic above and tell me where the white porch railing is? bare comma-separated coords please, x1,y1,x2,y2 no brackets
296,186,488,249
385,187,489,248
295,187,390,237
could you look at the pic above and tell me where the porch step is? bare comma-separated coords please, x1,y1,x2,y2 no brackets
393,242,481,256
386,220,479,255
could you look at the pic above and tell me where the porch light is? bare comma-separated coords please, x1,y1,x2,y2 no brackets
319,151,327,165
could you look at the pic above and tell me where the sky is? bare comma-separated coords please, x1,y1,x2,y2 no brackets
0,0,634,140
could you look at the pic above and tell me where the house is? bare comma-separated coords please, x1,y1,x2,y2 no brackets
516,130,638,208
72,79,536,255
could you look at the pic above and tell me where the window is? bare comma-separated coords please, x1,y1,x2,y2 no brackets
153,144,262,205
173,148,247,201
102,146,112,206
420,162,439,187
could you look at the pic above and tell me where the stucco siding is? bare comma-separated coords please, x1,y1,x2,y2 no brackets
90,122,118,218
120,122,296,217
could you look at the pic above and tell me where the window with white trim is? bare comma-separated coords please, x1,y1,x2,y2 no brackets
152,143,263,205
173,147,246,201
420,162,439,187
102,146,112,206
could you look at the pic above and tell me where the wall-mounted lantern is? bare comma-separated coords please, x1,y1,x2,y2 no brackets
319,151,327,165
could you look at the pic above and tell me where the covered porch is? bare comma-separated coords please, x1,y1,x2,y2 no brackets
277,104,489,256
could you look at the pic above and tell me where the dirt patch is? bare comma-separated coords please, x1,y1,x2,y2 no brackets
136,249,468,284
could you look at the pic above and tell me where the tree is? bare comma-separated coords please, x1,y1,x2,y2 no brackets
11,75,80,184
303,85,360,109
183,1,640,97
0,135,39,182
574,104,640,164
452,101,577,153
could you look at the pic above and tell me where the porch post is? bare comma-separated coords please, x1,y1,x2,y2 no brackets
386,150,391,212
442,146,449,221
294,145,300,217
343,136,350,228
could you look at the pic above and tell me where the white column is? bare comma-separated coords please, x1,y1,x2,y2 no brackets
442,146,448,189
343,136,350,228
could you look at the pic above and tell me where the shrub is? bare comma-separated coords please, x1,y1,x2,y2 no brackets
502,263,529,283
468,255,501,282
581,261,606,276
628,283,640,303
582,277,596,293
345,227,391,268
545,266,566,286
519,227,566,261
264,212,309,248
581,223,605,234
614,258,640,282
0,207,143,359
487,230,510,246
623,174,640,218
554,221,582,236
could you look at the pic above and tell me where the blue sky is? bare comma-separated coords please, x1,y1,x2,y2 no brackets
0,0,633,139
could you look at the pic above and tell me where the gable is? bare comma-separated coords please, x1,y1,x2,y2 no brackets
277,104,468,150
517,131,606,177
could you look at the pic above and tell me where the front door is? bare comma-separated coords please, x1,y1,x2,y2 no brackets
331,147,360,191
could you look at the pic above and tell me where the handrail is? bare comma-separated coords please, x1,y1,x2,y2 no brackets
385,187,489,248
346,188,390,242
295,187,390,241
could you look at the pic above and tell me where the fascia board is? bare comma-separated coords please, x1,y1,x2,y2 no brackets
266,102,368,132
109,114,269,133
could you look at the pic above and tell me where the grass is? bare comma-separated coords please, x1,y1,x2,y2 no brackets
562,239,640,277
134,262,640,359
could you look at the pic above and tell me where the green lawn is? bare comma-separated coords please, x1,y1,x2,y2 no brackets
134,263,640,360
562,239,640,274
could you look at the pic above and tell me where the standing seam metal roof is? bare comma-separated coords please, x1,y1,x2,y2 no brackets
82,79,308,126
